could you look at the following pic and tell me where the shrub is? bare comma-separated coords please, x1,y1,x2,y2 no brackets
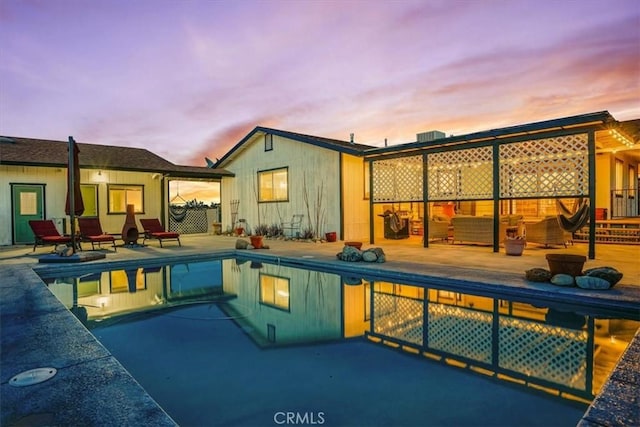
300,227,315,239
254,223,270,236
267,223,283,237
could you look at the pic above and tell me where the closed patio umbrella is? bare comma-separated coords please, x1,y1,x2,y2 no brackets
65,136,84,253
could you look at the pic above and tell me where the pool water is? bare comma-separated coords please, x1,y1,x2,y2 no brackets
41,257,638,426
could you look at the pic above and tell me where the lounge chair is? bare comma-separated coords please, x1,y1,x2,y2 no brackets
525,217,571,248
140,218,181,247
427,218,450,241
28,219,80,252
77,218,117,251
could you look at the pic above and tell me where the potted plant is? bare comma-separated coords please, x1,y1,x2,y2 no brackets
503,235,526,256
250,224,268,249
235,222,244,236
546,254,586,277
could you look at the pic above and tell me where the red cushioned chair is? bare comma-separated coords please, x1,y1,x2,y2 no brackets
77,218,117,251
139,218,181,247
28,219,80,252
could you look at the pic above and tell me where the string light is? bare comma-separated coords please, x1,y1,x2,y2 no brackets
609,129,635,148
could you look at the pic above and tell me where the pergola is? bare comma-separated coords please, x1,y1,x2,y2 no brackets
365,111,636,259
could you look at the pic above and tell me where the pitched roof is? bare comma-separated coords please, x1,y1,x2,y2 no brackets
0,136,233,179
215,126,375,167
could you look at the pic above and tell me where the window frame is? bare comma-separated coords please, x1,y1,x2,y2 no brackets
265,134,273,152
107,184,145,214
258,167,289,203
629,165,636,199
259,273,290,312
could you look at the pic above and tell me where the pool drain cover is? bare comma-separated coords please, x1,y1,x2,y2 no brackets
10,368,57,387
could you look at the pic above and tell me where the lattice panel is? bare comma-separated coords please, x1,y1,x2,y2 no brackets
427,146,493,200
372,156,423,202
169,209,208,234
373,293,423,345
499,317,587,389
499,134,589,198
427,304,493,363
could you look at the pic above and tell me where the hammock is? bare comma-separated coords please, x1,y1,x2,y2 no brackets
556,198,590,232
169,204,188,222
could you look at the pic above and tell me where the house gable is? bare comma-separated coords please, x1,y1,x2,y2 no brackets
215,126,374,168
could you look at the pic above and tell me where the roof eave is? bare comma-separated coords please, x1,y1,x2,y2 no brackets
364,111,615,159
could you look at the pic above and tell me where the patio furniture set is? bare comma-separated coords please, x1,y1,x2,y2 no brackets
28,218,180,252
422,215,572,248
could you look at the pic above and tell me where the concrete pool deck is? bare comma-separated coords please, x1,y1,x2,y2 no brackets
1,234,639,426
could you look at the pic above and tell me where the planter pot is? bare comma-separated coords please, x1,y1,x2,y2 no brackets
325,232,337,242
546,254,586,277
250,235,264,249
345,241,363,250
503,238,525,256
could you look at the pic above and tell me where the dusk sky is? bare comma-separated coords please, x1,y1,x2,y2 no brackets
1,0,639,168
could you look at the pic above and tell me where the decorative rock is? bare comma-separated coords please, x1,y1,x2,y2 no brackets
337,245,362,262
235,239,249,249
584,266,623,287
55,244,73,257
525,268,552,282
550,274,574,287
362,250,378,262
576,275,611,290
371,247,386,263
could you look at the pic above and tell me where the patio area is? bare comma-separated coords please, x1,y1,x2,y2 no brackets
1,233,639,285
1,233,638,426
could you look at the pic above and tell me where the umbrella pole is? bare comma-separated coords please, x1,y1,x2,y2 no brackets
68,136,76,254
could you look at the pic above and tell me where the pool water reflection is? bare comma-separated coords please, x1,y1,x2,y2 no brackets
41,257,639,426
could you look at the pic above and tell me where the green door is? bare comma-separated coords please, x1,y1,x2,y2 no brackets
12,184,45,244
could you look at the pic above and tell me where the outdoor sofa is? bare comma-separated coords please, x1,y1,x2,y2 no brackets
451,215,523,245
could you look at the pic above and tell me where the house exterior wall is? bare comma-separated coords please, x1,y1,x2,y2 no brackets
595,153,612,216
341,154,370,241
220,134,344,238
0,165,163,245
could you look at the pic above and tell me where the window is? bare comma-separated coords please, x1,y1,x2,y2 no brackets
80,184,98,217
258,168,288,202
615,159,624,196
260,274,290,311
110,268,146,293
108,184,144,213
629,166,636,198
265,134,273,151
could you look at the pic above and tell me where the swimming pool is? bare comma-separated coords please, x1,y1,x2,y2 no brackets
40,256,639,426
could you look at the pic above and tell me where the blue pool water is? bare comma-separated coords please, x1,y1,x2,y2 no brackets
41,256,638,426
